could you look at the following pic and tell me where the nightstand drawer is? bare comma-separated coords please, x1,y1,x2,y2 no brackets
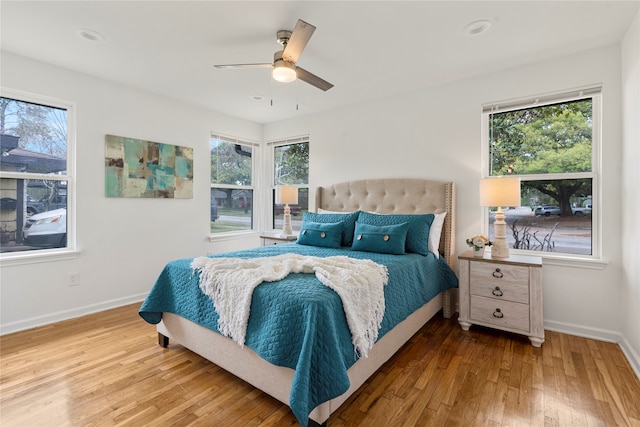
262,237,287,245
469,281,529,304
470,262,530,286
260,235,297,246
470,296,530,332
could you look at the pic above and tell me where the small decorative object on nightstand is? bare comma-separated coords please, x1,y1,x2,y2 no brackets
458,250,544,347
260,233,297,246
466,235,492,257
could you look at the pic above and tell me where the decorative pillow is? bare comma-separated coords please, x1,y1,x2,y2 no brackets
428,212,447,258
303,211,360,246
297,221,345,248
357,211,435,255
352,222,409,255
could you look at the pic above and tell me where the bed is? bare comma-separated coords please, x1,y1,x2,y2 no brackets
139,178,457,426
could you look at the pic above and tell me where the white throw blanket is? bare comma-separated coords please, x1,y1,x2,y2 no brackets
191,253,388,358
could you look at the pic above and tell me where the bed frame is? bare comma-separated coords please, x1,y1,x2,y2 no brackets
157,178,456,426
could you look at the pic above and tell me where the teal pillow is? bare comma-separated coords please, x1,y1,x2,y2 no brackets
303,211,360,246
297,221,345,248
352,222,409,255
357,212,435,255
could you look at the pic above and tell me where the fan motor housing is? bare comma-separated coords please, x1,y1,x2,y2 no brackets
276,30,292,46
273,51,295,71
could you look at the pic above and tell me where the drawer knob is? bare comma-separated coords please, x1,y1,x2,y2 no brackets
492,268,504,279
492,286,503,297
493,308,504,318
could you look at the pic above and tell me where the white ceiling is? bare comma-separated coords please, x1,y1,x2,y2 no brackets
2,1,638,124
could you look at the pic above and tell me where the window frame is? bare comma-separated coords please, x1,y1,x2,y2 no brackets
209,133,259,237
267,135,310,233
480,87,603,266
0,87,77,264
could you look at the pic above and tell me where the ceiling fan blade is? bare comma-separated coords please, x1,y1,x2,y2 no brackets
214,63,272,69
296,67,334,91
283,19,315,64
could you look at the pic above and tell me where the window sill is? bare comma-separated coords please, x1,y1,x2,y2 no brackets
208,230,259,243
541,255,608,270
508,250,608,270
0,248,81,267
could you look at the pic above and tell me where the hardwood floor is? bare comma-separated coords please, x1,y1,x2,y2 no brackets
1,304,639,426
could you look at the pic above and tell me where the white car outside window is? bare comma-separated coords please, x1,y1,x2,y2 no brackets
23,208,67,248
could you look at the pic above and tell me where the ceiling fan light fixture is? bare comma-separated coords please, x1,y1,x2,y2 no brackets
214,19,332,91
272,61,297,83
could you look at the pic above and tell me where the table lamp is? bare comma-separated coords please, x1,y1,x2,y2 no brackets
479,177,521,258
277,185,298,235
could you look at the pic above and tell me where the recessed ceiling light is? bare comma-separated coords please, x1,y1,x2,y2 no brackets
250,94,266,102
76,28,108,43
462,19,493,37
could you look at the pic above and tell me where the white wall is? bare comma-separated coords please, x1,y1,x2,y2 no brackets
1,40,638,375
621,11,640,375
265,45,637,366
0,52,263,332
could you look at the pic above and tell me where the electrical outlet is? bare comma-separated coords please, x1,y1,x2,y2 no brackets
69,272,80,287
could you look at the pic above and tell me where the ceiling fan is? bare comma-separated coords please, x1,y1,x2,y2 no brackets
214,19,334,91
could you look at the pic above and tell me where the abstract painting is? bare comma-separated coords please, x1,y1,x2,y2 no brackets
105,135,193,198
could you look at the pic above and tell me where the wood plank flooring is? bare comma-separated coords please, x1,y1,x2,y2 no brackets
1,303,639,426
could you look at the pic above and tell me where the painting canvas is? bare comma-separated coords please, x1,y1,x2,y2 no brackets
105,135,193,198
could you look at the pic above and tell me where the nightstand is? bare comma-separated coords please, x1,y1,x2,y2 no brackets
458,250,544,347
260,234,297,246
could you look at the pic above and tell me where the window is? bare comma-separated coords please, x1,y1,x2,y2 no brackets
210,134,257,234
269,136,309,232
482,87,600,257
0,90,74,255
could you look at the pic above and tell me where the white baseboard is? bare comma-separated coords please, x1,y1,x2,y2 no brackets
619,336,640,381
545,320,640,380
0,293,148,336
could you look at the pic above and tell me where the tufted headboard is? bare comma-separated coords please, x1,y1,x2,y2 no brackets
315,178,456,269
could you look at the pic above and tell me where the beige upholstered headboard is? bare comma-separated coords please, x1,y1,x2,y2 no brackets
315,178,456,269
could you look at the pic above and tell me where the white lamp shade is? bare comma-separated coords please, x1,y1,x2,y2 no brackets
277,185,298,205
479,177,521,207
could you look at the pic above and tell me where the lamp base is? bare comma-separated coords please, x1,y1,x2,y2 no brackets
491,207,510,259
491,237,510,258
282,204,293,235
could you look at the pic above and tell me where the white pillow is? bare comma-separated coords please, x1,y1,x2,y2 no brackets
317,208,354,214
428,212,447,258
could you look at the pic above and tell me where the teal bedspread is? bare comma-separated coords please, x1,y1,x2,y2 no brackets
139,243,458,426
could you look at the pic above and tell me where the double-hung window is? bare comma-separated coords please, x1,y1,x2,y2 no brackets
0,89,74,255
482,87,601,258
210,133,257,234
268,136,309,232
